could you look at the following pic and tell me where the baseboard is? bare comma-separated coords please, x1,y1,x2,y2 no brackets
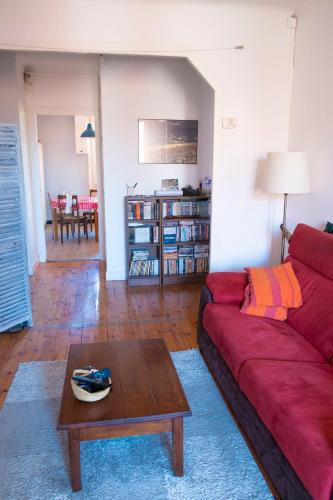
105,270,126,281
29,259,39,276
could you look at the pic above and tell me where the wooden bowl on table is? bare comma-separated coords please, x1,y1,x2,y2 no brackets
71,369,111,403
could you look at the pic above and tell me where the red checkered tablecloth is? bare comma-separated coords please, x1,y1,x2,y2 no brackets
51,196,98,210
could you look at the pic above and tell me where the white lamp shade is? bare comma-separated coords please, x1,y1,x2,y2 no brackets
264,152,310,194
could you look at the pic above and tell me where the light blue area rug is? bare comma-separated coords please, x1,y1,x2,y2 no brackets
0,350,272,499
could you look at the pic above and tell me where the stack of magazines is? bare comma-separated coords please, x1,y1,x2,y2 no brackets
129,248,159,276
178,246,194,258
163,246,178,260
194,244,209,258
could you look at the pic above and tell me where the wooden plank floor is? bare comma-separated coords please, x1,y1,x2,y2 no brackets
0,261,202,408
45,224,99,261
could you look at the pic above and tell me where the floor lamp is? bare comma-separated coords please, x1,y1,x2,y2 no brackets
264,152,310,263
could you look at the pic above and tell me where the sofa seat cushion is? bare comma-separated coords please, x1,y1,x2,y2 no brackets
239,360,333,500
202,303,325,381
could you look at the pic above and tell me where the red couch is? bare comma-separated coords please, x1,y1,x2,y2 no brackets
198,224,333,500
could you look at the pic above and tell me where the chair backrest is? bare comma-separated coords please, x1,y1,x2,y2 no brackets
90,188,97,197
57,194,66,216
57,194,79,217
71,195,80,217
47,192,53,209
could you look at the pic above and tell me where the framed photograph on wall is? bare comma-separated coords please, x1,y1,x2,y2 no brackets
138,119,198,164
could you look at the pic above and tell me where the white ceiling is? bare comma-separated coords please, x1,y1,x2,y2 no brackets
216,0,304,7
89,0,305,6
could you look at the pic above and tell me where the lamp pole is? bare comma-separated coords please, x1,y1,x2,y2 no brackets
281,193,288,263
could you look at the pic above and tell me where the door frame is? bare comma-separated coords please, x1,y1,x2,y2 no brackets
26,105,105,262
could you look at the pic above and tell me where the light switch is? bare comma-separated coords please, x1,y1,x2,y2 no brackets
222,116,237,129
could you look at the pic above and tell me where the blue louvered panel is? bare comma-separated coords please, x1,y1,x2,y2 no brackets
0,124,32,332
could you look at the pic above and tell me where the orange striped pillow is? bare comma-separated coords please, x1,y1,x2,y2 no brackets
241,285,288,321
241,262,302,321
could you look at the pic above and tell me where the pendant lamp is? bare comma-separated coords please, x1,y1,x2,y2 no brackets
80,118,95,138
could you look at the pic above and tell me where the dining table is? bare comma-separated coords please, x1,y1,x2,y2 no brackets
50,196,99,242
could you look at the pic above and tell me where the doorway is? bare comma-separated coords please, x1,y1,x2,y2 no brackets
36,114,99,261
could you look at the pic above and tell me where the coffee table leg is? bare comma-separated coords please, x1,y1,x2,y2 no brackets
68,429,81,491
172,417,184,476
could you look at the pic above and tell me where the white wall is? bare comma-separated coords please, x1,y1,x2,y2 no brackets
37,115,89,220
101,55,214,279
288,0,333,231
0,54,19,124
0,53,39,274
186,6,295,270
0,1,295,277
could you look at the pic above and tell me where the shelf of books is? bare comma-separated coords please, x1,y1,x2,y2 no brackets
126,197,160,286
126,195,210,286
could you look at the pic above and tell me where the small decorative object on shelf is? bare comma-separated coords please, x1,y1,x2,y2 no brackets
199,176,212,194
155,178,183,196
182,185,200,196
125,194,210,286
71,367,112,402
125,182,138,197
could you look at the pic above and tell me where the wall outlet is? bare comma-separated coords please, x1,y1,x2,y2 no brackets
222,116,237,129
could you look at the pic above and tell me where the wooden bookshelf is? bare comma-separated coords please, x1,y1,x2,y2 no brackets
126,195,210,286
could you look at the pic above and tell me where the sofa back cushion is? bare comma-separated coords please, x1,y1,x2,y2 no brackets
286,256,333,361
286,224,333,360
288,223,333,280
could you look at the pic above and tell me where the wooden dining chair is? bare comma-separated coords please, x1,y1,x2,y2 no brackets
84,189,98,232
58,194,88,244
47,192,61,240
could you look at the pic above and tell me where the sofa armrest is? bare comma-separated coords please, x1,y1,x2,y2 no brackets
197,285,213,343
206,272,248,305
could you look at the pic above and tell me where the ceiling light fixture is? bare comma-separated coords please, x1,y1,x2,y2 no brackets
81,118,95,138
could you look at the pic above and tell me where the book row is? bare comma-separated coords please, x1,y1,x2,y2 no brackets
131,248,150,261
128,201,158,220
163,222,209,243
128,224,159,244
129,258,159,277
163,244,209,260
162,200,210,218
163,257,209,275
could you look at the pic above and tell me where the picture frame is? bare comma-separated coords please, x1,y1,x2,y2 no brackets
138,119,198,164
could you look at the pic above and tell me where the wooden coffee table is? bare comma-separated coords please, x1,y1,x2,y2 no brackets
57,339,192,491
